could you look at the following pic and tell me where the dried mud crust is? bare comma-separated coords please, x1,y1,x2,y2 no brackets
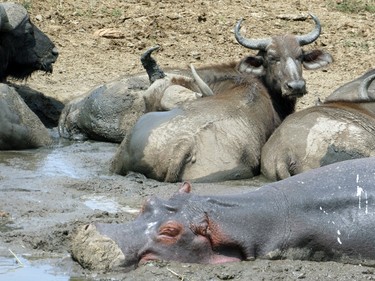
3,0,375,280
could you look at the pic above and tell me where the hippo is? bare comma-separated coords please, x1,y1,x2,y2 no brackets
261,69,375,180
72,157,375,272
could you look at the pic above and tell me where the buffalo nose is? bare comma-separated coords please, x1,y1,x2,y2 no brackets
52,47,59,57
286,80,306,93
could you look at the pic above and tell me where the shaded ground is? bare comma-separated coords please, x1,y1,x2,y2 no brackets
1,0,375,280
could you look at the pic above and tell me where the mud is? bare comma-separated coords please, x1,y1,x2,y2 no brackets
1,0,375,280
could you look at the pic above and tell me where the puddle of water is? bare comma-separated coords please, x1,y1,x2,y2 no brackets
83,195,139,214
0,256,72,281
0,141,118,180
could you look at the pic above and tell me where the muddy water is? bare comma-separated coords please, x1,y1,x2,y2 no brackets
0,137,121,281
0,135,272,280
2,138,372,280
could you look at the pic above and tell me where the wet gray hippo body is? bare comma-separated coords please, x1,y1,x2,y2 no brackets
261,69,375,180
72,157,375,272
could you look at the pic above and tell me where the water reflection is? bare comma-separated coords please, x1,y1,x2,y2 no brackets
83,195,140,214
0,256,69,281
0,141,118,180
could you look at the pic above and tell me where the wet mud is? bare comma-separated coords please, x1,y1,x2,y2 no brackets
0,132,374,280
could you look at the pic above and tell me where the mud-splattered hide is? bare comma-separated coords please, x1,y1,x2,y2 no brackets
59,15,332,144
111,14,332,182
0,83,52,149
58,75,148,142
58,48,208,143
73,157,375,272
111,69,279,182
261,69,375,180
0,2,58,81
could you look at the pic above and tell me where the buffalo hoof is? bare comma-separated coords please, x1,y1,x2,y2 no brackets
71,223,125,272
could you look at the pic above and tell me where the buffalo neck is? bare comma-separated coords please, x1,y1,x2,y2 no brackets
261,76,297,120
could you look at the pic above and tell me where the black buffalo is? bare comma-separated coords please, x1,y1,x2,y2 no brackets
0,2,58,81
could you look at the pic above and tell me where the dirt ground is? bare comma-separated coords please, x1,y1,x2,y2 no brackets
1,0,375,280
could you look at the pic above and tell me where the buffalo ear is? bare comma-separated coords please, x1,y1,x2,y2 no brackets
302,50,333,70
179,182,191,194
237,56,265,76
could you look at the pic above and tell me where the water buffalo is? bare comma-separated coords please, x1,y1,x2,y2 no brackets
72,157,375,272
0,2,58,81
58,46,209,142
261,69,375,181
0,83,52,149
58,76,148,142
0,2,58,149
111,14,333,182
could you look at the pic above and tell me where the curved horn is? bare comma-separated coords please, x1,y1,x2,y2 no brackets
0,4,12,31
359,73,375,100
296,13,321,46
0,3,28,31
234,18,271,50
140,45,166,84
190,64,214,97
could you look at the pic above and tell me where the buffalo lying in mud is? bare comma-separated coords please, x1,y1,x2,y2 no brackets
0,2,59,149
261,69,375,181
0,84,52,149
111,14,332,182
72,157,375,272
59,14,332,144
58,46,208,143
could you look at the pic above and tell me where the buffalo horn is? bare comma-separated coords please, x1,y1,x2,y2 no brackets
359,73,375,100
141,45,166,84
0,3,28,31
234,18,271,51
295,13,321,46
190,64,214,97
0,5,12,31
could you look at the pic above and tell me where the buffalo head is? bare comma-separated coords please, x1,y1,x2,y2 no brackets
234,14,332,102
0,2,59,81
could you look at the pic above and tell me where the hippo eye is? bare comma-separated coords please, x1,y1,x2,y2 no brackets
159,226,180,237
157,221,183,244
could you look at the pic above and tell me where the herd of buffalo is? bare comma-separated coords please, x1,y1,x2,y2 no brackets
1,1,375,273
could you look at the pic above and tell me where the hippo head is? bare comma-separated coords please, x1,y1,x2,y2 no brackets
72,182,242,272
0,3,59,80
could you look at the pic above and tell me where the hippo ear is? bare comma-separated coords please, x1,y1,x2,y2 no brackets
179,182,192,194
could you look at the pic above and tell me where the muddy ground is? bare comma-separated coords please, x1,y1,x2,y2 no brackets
1,0,375,280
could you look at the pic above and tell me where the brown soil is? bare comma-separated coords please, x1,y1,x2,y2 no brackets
1,0,375,280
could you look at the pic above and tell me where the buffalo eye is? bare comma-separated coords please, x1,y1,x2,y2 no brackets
267,55,280,64
25,22,34,35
